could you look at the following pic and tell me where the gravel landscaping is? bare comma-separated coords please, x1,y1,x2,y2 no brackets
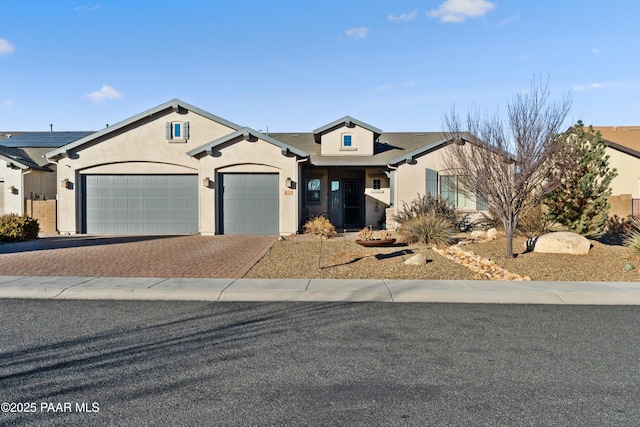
245,232,640,282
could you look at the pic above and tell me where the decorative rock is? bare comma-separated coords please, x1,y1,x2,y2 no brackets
530,232,591,255
404,253,427,265
486,228,498,240
470,230,487,240
431,245,530,281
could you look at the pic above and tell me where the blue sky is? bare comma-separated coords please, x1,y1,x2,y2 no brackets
1,0,639,133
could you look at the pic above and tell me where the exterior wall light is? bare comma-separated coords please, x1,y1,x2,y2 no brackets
203,177,211,188
285,177,292,188
8,186,17,194
61,179,72,189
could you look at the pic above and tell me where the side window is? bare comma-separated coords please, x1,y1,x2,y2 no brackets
306,178,321,203
373,179,381,190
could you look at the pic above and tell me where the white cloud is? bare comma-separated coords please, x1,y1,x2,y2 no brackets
574,82,619,91
374,83,394,92
345,27,369,40
496,14,519,27
0,38,15,56
374,80,416,92
389,10,417,22
428,0,496,23
85,84,123,103
591,48,600,54
74,5,101,11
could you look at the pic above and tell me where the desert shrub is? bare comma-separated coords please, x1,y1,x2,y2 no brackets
0,214,40,242
394,194,457,226
516,204,555,237
476,205,553,236
606,215,636,236
358,227,373,240
474,209,502,231
303,215,336,238
626,218,640,257
397,213,453,246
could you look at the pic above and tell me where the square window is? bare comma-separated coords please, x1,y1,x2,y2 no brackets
343,135,352,147
373,179,381,190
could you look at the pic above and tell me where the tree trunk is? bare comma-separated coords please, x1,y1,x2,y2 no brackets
505,228,515,259
317,236,323,270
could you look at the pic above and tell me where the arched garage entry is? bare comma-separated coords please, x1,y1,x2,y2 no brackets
218,173,279,235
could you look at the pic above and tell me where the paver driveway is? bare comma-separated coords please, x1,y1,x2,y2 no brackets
0,235,277,278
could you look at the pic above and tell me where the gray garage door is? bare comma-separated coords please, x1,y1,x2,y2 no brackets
83,175,198,234
220,173,278,235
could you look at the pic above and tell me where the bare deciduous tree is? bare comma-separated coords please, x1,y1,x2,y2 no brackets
443,77,572,258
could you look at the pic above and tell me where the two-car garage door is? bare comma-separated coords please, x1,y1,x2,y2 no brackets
83,175,198,234
82,173,279,235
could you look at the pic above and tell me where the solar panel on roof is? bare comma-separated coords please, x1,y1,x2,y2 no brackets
0,131,94,148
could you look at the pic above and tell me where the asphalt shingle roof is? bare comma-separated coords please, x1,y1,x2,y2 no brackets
592,126,640,158
0,146,52,170
268,132,447,166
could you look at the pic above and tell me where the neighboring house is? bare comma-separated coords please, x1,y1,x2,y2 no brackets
591,126,640,218
44,99,486,236
0,132,92,219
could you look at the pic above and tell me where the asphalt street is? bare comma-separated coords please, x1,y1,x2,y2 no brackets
1,300,639,426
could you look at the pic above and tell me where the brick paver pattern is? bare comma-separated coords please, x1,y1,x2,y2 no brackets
0,235,277,278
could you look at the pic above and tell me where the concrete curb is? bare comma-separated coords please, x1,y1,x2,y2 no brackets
1,276,640,304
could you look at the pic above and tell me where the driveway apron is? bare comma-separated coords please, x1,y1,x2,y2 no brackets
0,235,277,278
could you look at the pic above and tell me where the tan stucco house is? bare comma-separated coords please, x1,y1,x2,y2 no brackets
40,99,485,235
591,126,640,218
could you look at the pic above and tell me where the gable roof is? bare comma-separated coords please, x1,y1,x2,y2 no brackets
45,99,242,161
268,132,446,167
312,116,383,137
591,126,640,159
188,127,309,158
0,145,52,171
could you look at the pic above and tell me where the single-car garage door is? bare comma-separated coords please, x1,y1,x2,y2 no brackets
83,175,198,234
219,173,278,235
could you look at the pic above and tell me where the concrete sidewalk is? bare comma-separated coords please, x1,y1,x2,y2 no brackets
1,276,640,305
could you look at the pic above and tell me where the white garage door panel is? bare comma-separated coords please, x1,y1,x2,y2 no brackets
83,174,198,234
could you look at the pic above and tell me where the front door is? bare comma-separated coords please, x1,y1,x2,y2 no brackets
343,179,363,228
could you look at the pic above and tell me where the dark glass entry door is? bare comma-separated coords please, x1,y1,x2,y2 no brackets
343,179,363,228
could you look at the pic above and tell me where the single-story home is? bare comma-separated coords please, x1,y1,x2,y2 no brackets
0,132,92,230
38,99,485,235
591,126,640,218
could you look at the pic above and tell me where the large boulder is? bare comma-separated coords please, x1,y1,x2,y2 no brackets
486,228,498,240
404,253,428,265
528,231,591,255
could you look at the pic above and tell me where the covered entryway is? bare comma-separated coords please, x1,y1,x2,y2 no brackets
82,174,198,234
219,173,278,235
